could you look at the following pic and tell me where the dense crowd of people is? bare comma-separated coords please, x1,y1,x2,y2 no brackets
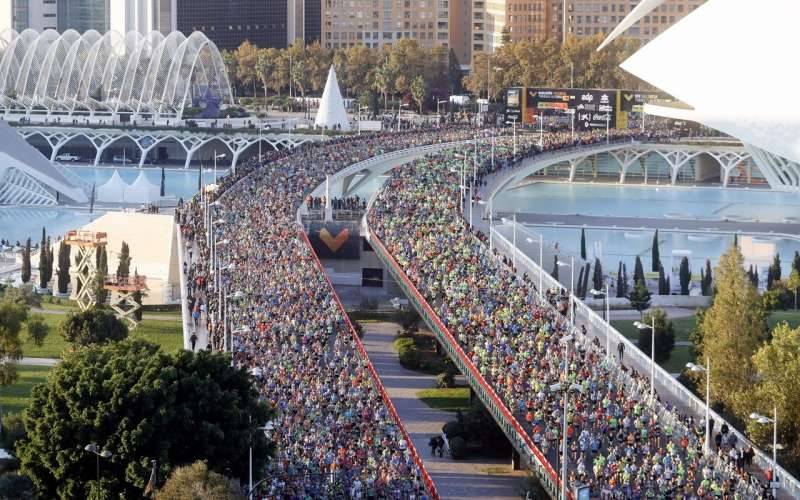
368,133,774,499
177,126,488,498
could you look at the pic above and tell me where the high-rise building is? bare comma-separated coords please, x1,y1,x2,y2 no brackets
110,0,176,36
175,0,288,51
57,0,109,32
303,0,321,44
550,0,704,44
0,0,59,31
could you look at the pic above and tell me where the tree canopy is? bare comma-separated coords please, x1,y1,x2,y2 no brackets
17,340,274,499
158,461,244,500
637,308,676,363
59,307,128,346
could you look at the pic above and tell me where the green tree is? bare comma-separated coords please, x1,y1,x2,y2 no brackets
160,166,165,197
552,255,559,281
592,257,603,292
747,323,800,471
56,240,71,295
38,228,50,289
787,269,800,310
158,461,244,500
59,308,128,346
576,266,585,299
116,242,131,279
17,340,273,499
628,279,651,319
580,262,591,300
768,253,782,290
637,308,676,362
20,238,31,284
658,264,669,295
679,256,691,295
793,250,800,274
0,289,49,386
700,244,768,413
651,229,660,272
633,255,645,286
701,259,713,296
410,74,427,113
688,308,706,357
580,227,586,260
0,473,36,500
616,261,625,298
95,246,108,306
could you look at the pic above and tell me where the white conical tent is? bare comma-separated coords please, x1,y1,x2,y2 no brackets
126,170,161,203
314,66,350,131
97,170,128,202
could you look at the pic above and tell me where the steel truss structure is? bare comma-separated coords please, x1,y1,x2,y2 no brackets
0,29,233,120
19,126,316,170
104,275,147,328
65,230,107,311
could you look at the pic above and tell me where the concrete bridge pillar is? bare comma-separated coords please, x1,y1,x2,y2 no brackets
511,449,521,471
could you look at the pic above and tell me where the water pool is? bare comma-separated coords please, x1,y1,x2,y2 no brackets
65,166,225,201
494,183,799,223
0,207,106,243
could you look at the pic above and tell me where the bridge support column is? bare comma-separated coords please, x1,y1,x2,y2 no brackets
511,449,521,471
469,387,476,406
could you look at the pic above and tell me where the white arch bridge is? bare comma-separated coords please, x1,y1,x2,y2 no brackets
16,125,322,170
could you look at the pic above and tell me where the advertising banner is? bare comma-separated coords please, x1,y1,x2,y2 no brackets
307,222,361,259
573,89,617,130
619,91,664,113
505,88,523,124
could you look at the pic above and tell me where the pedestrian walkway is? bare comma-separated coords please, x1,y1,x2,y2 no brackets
19,357,59,367
182,240,209,352
360,322,525,500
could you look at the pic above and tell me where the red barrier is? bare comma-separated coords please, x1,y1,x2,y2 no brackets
368,229,572,500
298,230,440,500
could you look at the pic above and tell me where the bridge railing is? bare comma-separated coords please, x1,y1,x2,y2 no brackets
491,226,800,499
298,230,440,500
365,225,570,500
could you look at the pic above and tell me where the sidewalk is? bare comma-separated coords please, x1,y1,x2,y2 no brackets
360,322,525,500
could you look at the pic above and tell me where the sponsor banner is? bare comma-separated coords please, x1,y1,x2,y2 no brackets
573,89,617,130
619,91,664,113
307,222,360,259
505,88,523,124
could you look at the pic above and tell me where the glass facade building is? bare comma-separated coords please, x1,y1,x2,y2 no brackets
57,0,110,33
176,0,288,50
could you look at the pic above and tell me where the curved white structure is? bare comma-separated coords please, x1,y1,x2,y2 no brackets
0,29,233,120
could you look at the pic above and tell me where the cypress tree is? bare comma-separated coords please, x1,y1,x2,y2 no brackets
753,268,759,288
95,246,108,306
552,255,559,281
116,241,131,279
21,238,31,283
793,250,800,274
616,261,625,298
57,240,71,294
576,266,585,298
580,227,587,260
633,255,645,286
733,233,738,247
581,263,591,299
703,259,713,296
651,229,660,272
700,268,706,296
679,256,691,295
767,254,782,289
160,166,166,197
658,264,668,295
592,257,603,292
38,228,48,289
622,263,629,296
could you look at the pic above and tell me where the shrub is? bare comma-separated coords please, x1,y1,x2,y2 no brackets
436,371,455,388
395,337,420,369
442,421,466,440
449,436,468,459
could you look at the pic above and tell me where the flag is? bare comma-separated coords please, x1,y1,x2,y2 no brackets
143,460,156,497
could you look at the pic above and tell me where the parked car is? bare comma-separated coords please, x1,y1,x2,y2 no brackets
112,155,134,164
55,153,80,162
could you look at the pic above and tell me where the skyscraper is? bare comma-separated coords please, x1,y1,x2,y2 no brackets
175,0,288,51
57,0,109,32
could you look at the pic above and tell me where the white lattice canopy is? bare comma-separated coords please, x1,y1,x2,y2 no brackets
0,29,233,119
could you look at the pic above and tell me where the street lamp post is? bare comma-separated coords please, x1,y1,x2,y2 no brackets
557,334,576,500
213,151,226,184
686,357,711,452
84,443,113,482
590,282,611,357
511,117,517,155
750,408,781,498
634,316,656,397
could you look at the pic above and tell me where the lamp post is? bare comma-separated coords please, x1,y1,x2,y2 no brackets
436,99,448,116
396,102,408,132
750,408,781,498
511,116,517,155
527,233,544,299
686,358,711,452
590,282,610,357
557,256,575,324
634,316,656,397
213,151,226,184
556,334,577,500
84,443,113,482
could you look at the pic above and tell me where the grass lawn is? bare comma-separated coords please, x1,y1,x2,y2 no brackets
767,310,800,329
0,365,51,415
612,315,696,342
21,316,183,359
416,386,470,412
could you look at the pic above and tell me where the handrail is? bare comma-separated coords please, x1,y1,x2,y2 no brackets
365,225,571,500
175,223,192,350
491,226,800,499
298,230,440,500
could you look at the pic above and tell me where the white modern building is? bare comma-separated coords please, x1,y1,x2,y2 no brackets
604,0,800,190
0,0,58,32
110,0,175,36
0,28,233,120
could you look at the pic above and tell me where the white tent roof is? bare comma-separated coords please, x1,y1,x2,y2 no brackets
314,66,350,131
97,170,128,202
619,0,800,164
126,171,160,204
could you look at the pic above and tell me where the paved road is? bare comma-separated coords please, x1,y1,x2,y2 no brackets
20,357,59,367
498,211,800,235
360,322,525,500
